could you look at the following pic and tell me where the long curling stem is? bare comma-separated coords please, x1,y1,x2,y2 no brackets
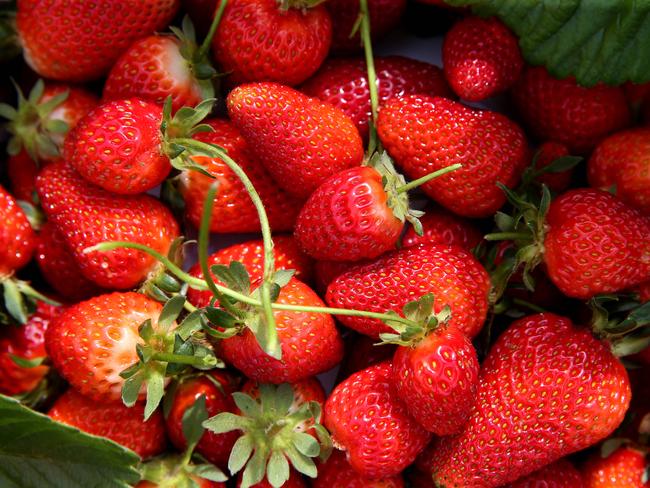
395,163,463,194
197,0,228,59
359,0,379,125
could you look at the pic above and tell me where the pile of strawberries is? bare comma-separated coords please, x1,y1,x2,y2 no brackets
1,0,650,487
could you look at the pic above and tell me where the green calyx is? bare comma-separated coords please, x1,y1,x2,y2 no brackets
140,237,190,303
277,0,326,11
0,277,60,325
589,295,650,358
0,79,70,161
203,383,332,488
520,150,582,191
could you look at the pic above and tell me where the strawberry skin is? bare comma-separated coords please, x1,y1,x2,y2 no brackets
227,82,364,200
138,479,223,488
588,128,650,214
512,66,631,154
8,151,42,203
64,98,171,195
443,16,523,102
324,361,432,478
212,0,331,86
302,56,451,141
16,0,179,82
377,95,528,218
402,206,482,250
543,189,650,299
36,162,179,290
313,449,404,488
326,244,490,339
0,184,35,277
534,141,573,192
430,313,631,488
337,333,396,382
583,446,649,488
236,471,306,488
506,459,584,488
179,119,300,233
49,389,166,459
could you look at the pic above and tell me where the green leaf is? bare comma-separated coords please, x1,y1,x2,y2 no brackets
144,370,166,420
241,447,267,488
0,394,141,487
190,464,227,482
228,434,254,475
232,392,262,418
182,394,208,448
203,412,249,434
292,433,319,457
9,355,45,368
158,295,185,331
121,369,145,407
3,280,27,324
266,451,290,488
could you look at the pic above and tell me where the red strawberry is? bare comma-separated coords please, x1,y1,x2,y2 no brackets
36,162,179,290
187,235,313,308
314,259,362,295
583,446,649,488
512,66,630,154
8,151,43,203
324,361,432,478
588,128,650,214
227,82,364,200
326,0,405,53
138,478,223,488
48,389,166,459
337,333,396,382
377,95,528,217
533,141,573,192
236,473,306,488
506,459,584,488
178,119,301,233
402,206,482,250
442,16,523,102
212,0,331,86
430,313,631,487
313,449,404,488
16,0,179,82
0,184,35,277
241,376,325,410
326,244,490,339
302,56,451,141
0,301,61,395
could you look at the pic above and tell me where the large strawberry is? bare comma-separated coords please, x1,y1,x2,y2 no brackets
512,66,630,154
583,446,649,488
377,95,528,217
313,449,404,488
588,128,650,214
48,389,166,459
0,184,35,278
36,162,179,290
429,313,631,487
16,0,179,82
227,82,364,200
324,361,432,478
302,56,451,141
402,206,482,250
326,244,490,339
506,459,584,488
178,119,301,233
212,0,331,86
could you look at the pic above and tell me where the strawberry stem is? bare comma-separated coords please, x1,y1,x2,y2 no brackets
484,232,531,241
359,0,379,125
197,0,227,59
151,352,218,368
395,163,462,194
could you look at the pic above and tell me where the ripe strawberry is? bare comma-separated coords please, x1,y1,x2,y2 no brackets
48,389,166,459
313,259,358,295
313,449,404,488
0,184,35,277
512,66,631,154
16,0,179,82
187,235,313,308
36,162,179,290
8,151,42,203
506,459,584,488
532,141,573,192
324,361,432,478
302,56,451,141
442,16,523,102
402,206,482,250
583,446,649,488
430,313,631,487
588,128,650,214
178,119,301,233
236,472,306,488
138,478,223,488
227,82,364,200
212,0,331,86
241,376,326,409
377,95,528,217
337,333,395,382
326,244,490,339
0,301,61,395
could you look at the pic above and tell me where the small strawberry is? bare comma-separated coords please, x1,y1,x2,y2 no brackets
324,361,432,478
212,0,331,86
302,56,451,141
430,313,631,487
402,206,482,250
512,66,631,154
377,95,528,217
313,449,404,488
531,141,573,192
227,82,364,200
442,16,523,102
588,128,650,214
583,446,649,488
16,0,179,82
48,389,166,459
505,459,585,488
326,244,490,339
0,184,35,278
337,333,395,382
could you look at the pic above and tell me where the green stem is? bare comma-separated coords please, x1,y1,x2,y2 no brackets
396,163,462,194
511,298,546,314
152,352,216,367
197,0,227,59
359,0,379,125
484,232,531,241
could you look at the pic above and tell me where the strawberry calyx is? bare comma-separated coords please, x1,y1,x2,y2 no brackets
141,237,189,302
0,277,60,325
518,149,582,193
278,0,326,11
203,383,332,488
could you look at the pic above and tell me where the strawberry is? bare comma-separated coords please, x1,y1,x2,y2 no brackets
337,333,395,382
313,259,358,295
583,446,649,488
48,388,166,459
212,0,331,86
236,472,306,488
0,184,35,278
302,56,451,141
0,301,60,395
429,313,631,487
532,141,573,192
506,459,585,488
7,150,42,203
36,162,179,290
227,82,364,200
313,449,404,488
187,235,313,308
241,376,325,410
325,0,405,53
178,119,301,233
442,16,523,102
377,95,528,217
402,206,482,250
512,66,631,154
588,128,650,214
326,244,490,339
138,479,223,488
16,0,179,82
324,361,432,478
